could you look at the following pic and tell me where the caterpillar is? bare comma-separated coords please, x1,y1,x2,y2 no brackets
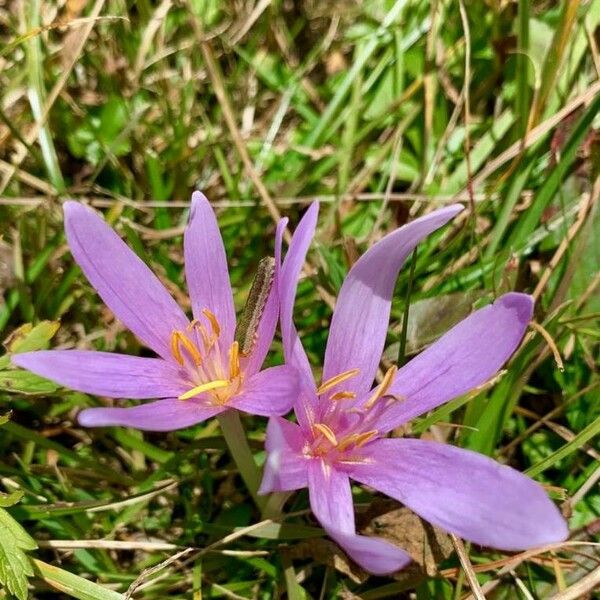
234,256,276,356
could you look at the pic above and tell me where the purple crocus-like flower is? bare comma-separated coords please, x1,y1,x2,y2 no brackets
12,193,298,430
260,202,568,575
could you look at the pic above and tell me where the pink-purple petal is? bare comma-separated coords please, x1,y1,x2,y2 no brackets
308,459,411,575
259,417,308,494
78,398,223,431
327,529,412,576
377,292,533,432
229,365,299,417
184,192,236,347
348,438,568,551
322,205,463,397
64,202,189,361
11,350,187,399
280,203,319,391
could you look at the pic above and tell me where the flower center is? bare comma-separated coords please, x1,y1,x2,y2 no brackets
305,365,404,461
170,308,243,406
307,422,378,460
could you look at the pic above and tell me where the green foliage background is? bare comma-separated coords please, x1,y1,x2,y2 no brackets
0,0,599,597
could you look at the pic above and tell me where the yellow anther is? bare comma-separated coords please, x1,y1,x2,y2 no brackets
170,331,185,366
180,331,204,366
330,390,357,402
355,430,379,447
364,365,397,409
202,308,221,338
229,341,240,379
316,368,360,396
178,379,230,400
313,423,338,446
171,330,203,366
337,430,378,452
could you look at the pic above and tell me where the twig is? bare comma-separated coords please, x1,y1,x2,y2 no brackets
186,3,283,232
461,80,600,194
548,565,600,600
450,534,486,600
532,177,600,301
0,0,107,195
528,321,564,371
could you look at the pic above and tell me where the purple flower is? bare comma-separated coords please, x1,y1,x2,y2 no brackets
259,202,568,575
12,193,299,430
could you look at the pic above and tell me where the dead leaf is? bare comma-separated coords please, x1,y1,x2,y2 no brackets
283,539,367,584
358,499,453,578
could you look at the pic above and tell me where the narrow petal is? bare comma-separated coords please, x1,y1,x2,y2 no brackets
229,365,299,417
241,218,287,376
308,459,411,575
280,203,319,391
348,438,568,551
11,351,187,399
377,292,533,432
78,398,223,431
327,530,412,576
184,192,236,346
323,205,463,397
64,202,189,361
259,416,308,494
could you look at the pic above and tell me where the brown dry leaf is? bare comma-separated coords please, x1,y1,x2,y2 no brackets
326,50,347,75
0,239,15,296
285,500,452,585
284,539,367,584
386,290,484,357
358,499,453,578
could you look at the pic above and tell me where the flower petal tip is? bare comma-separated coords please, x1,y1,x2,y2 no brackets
77,409,101,428
496,292,535,322
332,530,412,575
10,352,32,369
62,200,86,221
190,190,210,211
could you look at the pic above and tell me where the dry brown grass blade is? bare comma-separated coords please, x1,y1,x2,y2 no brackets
186,2,283,233
0,0,107,195
532,176,600,301
548,565,600,600
462,80,600,194
450,535,486,600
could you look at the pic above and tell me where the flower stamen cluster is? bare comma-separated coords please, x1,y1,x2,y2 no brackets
173,308,244,405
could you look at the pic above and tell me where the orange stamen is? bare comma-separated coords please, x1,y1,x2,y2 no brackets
170,331,185,366
316,368,360,395
337,429,378,452
313,423,338,446
179,331,203,366
170,331,203,366
229,341,240,379
202,308,221,338
364,366,397,409
329,390,357,402
355,430,379,447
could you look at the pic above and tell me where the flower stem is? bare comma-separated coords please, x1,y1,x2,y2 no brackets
261,490,291,519
217,410,266,511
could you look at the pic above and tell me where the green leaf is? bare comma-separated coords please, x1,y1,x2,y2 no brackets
32,559,125,600
508,91,600,245
0,490,24,508
4,320,60,353
526,414,600,478
0,508,37,600
0,370,59,394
